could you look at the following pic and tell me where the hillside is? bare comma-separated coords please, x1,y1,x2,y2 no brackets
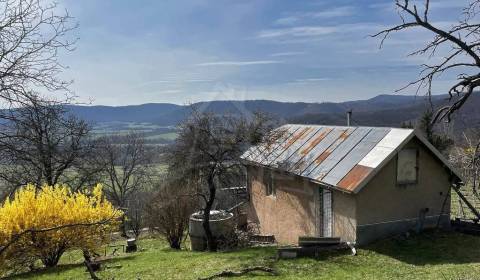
10,232,480,280
68,94,480,133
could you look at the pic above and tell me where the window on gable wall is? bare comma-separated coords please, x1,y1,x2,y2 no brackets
263,168,275,196
397,148,419,185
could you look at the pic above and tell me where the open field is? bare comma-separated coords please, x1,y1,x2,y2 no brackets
8,231,480,280
91,122,178,144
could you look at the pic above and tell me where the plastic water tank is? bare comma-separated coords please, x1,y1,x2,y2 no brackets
189,210,234,251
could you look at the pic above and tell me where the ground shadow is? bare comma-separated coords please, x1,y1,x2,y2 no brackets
365,230,480,265
5,254,138,279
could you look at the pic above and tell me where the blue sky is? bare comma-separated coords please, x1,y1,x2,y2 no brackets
59,0,468,105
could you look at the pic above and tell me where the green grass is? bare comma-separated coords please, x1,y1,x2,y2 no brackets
451,185,480,220
145,132,178,141
8,231,480,280
89,121,178,143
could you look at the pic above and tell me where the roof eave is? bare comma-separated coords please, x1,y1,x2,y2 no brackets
242,159,354,194
352,130,464,194
352,130,416,194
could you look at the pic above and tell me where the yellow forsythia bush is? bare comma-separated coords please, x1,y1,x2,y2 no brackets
0,184,122,270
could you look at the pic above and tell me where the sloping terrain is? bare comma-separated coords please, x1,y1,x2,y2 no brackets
67,93,480,133
9,232,480,280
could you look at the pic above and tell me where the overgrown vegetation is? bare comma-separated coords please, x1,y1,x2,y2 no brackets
145,175,198,249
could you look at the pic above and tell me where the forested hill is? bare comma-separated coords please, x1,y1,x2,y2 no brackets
66,93,480,131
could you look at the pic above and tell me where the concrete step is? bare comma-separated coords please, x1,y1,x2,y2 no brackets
250,235,275,244
277,243,351,259
298,236,341,247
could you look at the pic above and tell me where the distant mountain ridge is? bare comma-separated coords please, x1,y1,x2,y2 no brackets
66,94,480,131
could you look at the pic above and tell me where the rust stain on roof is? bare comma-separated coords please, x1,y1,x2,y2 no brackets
285,127,311,147
337,165,373,191
313,130,350,165
300,127,315,139
300,128,332,156
241,125,421,193
338,129,350,139
314,151,331,165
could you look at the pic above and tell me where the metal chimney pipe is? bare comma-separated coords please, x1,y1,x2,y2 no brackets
347,110,352,126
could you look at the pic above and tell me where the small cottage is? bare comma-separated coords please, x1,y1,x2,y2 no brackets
241,125,462,245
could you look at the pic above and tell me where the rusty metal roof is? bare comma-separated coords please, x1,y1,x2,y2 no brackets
242,124,462,193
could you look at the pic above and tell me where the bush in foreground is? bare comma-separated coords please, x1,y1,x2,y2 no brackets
0,184,121,272
145,177,198,250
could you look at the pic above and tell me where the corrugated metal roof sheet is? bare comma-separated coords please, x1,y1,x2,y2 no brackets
241,124,462,193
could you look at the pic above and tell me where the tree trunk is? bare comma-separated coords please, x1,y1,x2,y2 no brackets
202,173,217,252
169,236,181,249
42,255,61,267
120,214,128,238
41,249,64,267
83,250,101,280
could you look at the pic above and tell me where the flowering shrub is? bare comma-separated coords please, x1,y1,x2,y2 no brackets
0,184,121,270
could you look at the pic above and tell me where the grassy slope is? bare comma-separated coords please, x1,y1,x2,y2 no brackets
144,132,178,141
9,231,480,280
451,186,480,220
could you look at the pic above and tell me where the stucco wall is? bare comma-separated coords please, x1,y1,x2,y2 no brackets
355,138,452,245
247,166,319,245
333,191,357,243
247,137,453,246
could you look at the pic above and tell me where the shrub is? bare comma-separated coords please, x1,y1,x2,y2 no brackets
145,179,198,249
0,184,121,271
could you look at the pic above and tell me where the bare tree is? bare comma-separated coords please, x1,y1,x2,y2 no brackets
0,0,80,196
0,96,99,196
373,0,480,122
0,0,76,109
145,174,199,249
95,133,154,236
168,107,281,251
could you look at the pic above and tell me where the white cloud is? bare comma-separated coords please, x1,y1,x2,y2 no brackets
257,23,383,42
156,89,182,94
370,0,467,12
430,1,469,9
133,80,173,88
274,16,299,26
195,60,282,66
311,6,355,18
270,51,306,57
257,26,337,39
296,78,331,82
287,78,332,85
274,6,355,26
185,79,215,83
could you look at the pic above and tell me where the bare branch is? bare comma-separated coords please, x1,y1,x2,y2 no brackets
373,0,480,122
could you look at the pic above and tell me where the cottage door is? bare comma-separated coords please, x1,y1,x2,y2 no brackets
322,189,333,237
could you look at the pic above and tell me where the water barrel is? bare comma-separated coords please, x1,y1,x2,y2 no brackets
189,210,234,251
